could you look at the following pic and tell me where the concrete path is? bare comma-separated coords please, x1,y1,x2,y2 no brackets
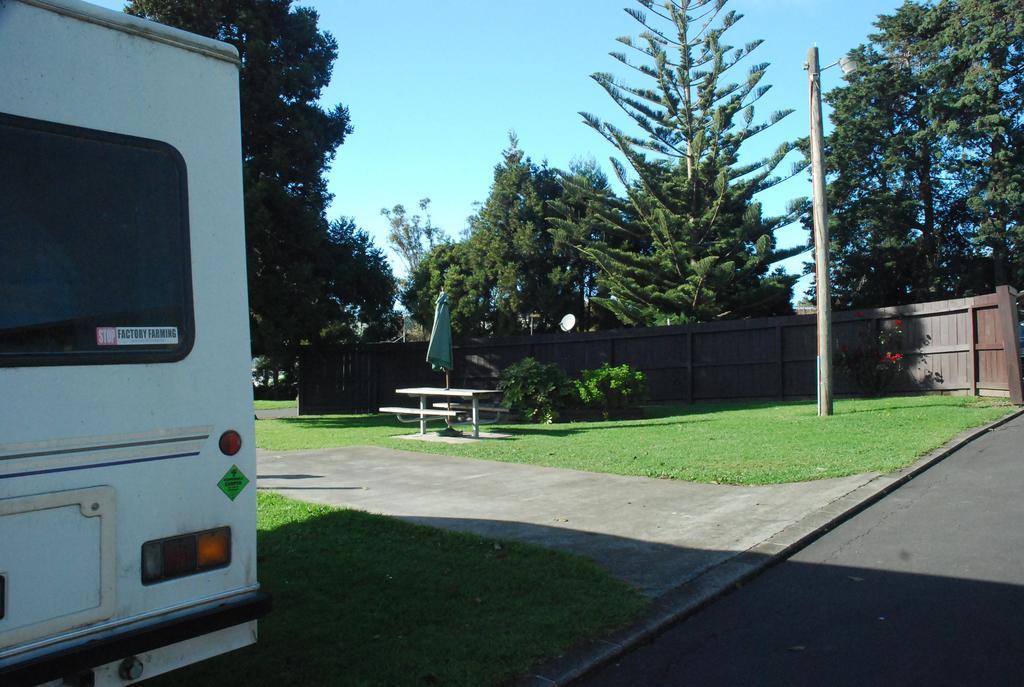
257,445,878,597
255,407,298,420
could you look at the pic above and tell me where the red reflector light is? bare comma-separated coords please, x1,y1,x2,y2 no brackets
219,430,242,456
162,537,197,578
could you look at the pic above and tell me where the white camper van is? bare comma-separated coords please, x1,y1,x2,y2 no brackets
0,2,268,685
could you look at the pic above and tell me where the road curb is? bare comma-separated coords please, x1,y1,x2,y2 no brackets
512,407,1024,687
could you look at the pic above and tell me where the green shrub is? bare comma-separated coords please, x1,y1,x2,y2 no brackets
573,363,647,418
498,357,573,423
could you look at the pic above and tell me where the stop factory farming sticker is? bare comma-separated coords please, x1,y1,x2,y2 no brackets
96,326,179,346
217,465,250,501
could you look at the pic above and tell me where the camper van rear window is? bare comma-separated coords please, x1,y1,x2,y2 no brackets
0,113,194,365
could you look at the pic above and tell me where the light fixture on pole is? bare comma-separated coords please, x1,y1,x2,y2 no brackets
805,47,857,418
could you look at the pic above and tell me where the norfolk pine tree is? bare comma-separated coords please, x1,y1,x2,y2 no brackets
552,0,804,325
549,160,636,331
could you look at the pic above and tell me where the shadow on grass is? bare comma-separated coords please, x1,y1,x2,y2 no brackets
832,401,1007,415
282,401,798,432
645,399,812,416
495,417,709,438
277,399,1000,433
268,411,710,440
144,497,648,687
273,414,403,430
340,399,954,440
262,399,1009,453
647,398,1000,419
487,411,729,438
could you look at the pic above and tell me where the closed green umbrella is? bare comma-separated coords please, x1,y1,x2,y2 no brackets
426,291,460,436
426,290,453,386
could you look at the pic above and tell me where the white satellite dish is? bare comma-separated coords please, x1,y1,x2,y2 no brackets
558,313,576,332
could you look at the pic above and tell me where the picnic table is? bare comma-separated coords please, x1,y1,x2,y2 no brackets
380,387,507,438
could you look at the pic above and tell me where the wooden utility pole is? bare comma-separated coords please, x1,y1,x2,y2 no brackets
808,46,833,416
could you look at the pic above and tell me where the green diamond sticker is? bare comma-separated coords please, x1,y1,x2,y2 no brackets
218,464,249,501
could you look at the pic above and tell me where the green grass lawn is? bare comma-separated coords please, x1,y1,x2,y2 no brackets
254,399,297,410
147,492,646,687
257,396,1016,485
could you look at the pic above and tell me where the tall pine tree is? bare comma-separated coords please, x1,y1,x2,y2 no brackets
824,3,980,307
824,0,1023,307
928,0,1024,288
553,0,802,325
466,135,577,334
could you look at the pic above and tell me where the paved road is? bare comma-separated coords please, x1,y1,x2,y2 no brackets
576,415,1024,686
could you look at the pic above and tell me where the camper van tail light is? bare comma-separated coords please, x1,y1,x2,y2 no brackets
162,537,197,578
197,528,231,568
219,430,242,456
141,527,231,584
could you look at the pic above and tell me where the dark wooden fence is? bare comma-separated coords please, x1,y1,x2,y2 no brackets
298,287,1023,414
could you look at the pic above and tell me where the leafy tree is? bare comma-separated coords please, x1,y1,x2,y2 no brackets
824,0,1023,307
401,241,490,337
381,198,446,276
552,0,802,326
128,0,398,365
404,136,585,336
321,218,401,343
464,134,577,334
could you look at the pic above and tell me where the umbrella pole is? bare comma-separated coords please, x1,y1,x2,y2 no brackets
445,371,452,429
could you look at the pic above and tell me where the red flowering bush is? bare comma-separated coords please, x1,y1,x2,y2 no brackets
836,319,906,396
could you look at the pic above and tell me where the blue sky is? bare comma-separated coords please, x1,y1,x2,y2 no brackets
99,0,904,300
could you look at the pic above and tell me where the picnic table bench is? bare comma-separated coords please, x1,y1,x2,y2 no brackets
380,387,505,438
430,402,510,413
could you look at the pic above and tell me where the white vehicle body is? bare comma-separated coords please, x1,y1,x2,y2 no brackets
0,2,267,685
